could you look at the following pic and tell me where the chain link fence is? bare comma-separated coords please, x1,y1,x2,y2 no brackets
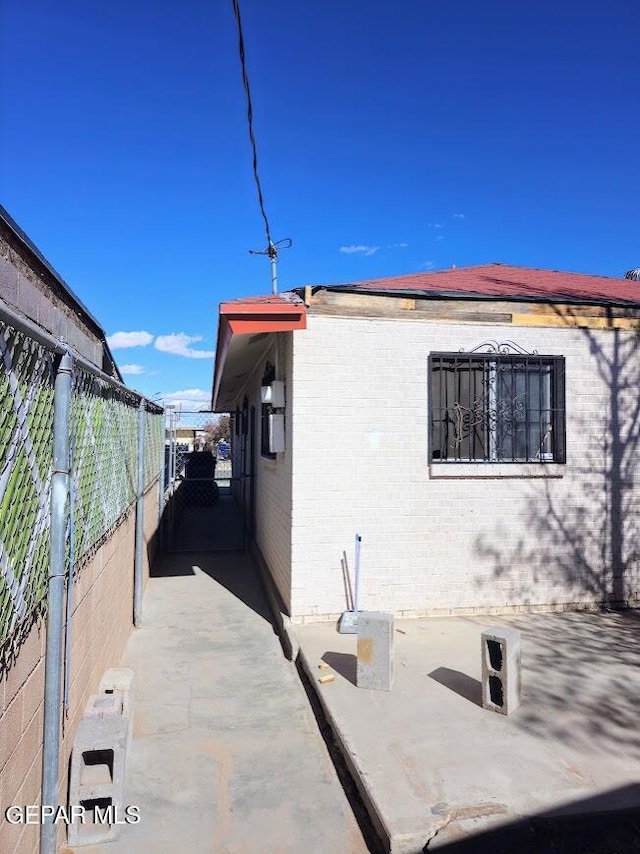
144,406,164,489
0,315,163,661
0,320,56,656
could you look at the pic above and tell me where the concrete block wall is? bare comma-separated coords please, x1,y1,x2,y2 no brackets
0,482,159,854
0,230,103,368
289,314,640,621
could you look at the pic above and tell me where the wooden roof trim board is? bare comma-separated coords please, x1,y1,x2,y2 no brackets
306,292,640,329
308,263,640,308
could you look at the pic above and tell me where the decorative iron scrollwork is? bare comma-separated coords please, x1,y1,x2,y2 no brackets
460,340,539,356
451,391,527,449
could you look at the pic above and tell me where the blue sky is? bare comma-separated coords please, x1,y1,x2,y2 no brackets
2,1,638,409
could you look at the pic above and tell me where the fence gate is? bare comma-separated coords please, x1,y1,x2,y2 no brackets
162,411,243,552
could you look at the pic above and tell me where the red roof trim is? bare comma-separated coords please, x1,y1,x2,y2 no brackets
212,300,307,409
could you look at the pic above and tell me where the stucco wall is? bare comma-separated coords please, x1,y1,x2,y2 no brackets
0,482,159,854
289,314,640,622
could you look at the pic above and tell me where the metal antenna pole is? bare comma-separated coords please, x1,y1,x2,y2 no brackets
269,245,278,295
250,238,292,296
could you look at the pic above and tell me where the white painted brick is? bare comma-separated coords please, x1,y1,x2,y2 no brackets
286,314,640,619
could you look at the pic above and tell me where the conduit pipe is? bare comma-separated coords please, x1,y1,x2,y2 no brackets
40,351,72,854
134,398,146,627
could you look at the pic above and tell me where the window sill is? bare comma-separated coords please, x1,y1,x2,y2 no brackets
429,462,565,479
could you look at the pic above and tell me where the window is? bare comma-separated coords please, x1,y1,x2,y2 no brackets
260,362,276,459
430,351,565,463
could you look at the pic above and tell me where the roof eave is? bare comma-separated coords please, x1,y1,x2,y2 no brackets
211,299,307,411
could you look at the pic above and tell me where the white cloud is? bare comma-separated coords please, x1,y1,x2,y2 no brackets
157,388,211,411
339,245,379,256
428,223,444,229
154,333,215,359
423,261,435,270
107,330,154,349
453,213,465,219
120,364,145,375
387,242,409,249
435,235,445,241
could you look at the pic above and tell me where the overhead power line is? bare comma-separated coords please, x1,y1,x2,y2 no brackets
230,0,291,293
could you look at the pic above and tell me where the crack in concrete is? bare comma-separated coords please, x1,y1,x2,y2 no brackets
423,803,510,850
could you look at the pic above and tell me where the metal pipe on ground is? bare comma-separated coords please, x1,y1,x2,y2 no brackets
134,398,146,627
40,351,73,854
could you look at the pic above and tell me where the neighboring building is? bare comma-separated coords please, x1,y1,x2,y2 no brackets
0,204,121,377
212,264,640,623
0,208,161,852
174,425,200,451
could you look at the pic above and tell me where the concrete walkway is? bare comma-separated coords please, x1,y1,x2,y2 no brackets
66,550,368,854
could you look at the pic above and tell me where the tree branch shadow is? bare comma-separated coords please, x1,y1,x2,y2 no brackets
474,306,640,757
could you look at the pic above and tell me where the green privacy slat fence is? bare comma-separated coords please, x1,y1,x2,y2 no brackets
0,318,164,656
144,408,163,490
70,370,139,563
0,321,56,652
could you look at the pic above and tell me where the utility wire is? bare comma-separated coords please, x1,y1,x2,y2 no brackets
230,0,274,253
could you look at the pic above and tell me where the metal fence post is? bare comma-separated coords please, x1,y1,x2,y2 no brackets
167,407,176,550
134,398,145,627
158,413,166,548
40,351,72,854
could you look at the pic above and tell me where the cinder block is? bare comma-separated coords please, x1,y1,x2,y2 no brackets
99,668,135,753
481,626,521,715
0,254,19,305
356,611,394,691
84,692,124,719
99,668,135,721
67,716,128,846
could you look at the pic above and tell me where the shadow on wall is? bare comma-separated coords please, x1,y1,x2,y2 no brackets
469,316,640,763
475,312,640,608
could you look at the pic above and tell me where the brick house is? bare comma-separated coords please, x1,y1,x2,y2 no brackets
212,264,640,623
0,207,161,853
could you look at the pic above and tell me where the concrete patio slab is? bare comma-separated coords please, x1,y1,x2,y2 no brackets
297,611,640,853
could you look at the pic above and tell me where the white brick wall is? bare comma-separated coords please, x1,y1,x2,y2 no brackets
240,334,294,611
288,314,640,621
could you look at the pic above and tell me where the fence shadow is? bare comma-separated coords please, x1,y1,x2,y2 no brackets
150,528,275,627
